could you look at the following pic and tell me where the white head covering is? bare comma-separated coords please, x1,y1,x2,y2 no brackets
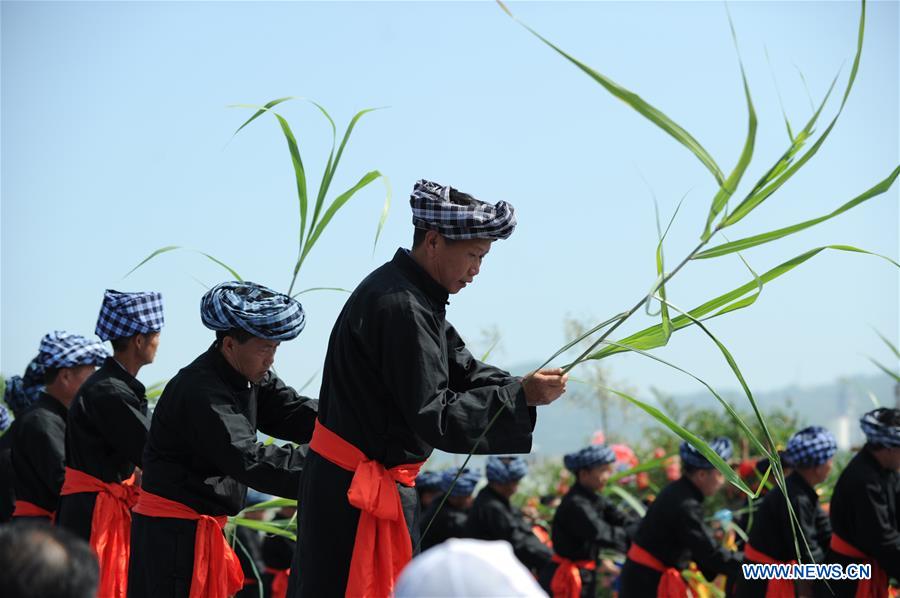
394,539,547,598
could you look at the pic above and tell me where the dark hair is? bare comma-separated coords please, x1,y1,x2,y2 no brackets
110,336,131,353
412,228,461,249
682,464,702,476
43,368,60,385
0,522,99,598
215,328,254,345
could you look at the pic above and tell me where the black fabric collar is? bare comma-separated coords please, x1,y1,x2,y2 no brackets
392,248,450,309
787,471,818,502
206,342,251,391
486,484,512,507
679,475,706,502
861,446,894,476
103,357,146,397
37,391,69,418
571,481,600,501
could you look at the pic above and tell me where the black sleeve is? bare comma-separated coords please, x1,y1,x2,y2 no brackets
852,477,900,579
565,495,630,553
89,380,150,466
445,323,519,391
186,386,305,499
14,414,66,511
377,298,535,455
477,501,552,570
793,493,829,563
255,372,318,444
680,500,742,579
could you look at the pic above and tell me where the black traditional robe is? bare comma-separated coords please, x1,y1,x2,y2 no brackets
235,525,266,598
0,421,19,522
289,249,537,598
541,481,637,597
419,498,469,552
815,448,900,598
736,471,831,598
262,532,296,597
127,345,317,598
619,476,742,597
56,358,150,540
465,484,553,573
10,393,68,518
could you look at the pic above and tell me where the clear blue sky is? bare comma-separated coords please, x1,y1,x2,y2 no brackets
2,1,897,405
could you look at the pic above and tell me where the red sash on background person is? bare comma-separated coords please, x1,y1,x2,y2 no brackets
309,419,424,598
12,500,54,520
743,544,796,598
59,467,140,598
626,543,690,598
550,554,596,598
266,567,290,598
132,490,244,598
831,533,889,598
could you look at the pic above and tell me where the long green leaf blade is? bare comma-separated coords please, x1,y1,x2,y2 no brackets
498,0,724,186
230,97,295,137
124,245,182,278
696,165,900,259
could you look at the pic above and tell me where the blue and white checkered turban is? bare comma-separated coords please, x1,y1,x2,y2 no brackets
860,408,900,448
416,471,443,491
0,403,10,432
439,468,481,497
201,281,306,341
3,371,43,417
95,289,165,341
680,437,733,470
486,456,528,483
563,444,617,472
783,426,837,467
34,331,109,373
410,179,517,241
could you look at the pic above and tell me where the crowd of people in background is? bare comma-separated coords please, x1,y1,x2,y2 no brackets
0,179,897,598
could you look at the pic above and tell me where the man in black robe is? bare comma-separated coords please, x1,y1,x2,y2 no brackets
465,455,553,576
415,470,443,511
289,179,568,598
57,290,163,535
0,370,43,522
543,444,637,598
127,281,318,598
10,332,109,521
817,408,900,598
619,438,743,598
420,467,479,552
736,426,836,598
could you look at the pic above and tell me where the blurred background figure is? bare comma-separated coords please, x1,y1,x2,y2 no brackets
0,521,99,598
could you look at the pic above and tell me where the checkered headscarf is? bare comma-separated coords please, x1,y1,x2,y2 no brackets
564,444,617,472
416,471,443,492
201,281,306,341
486,456,528,484
3,371,43,417
0,403,10,432
34,331,109,373
410,179,517,241
680,437,733,470
783,426,837,467
440,468,481,497
95,289,165,341
860,408,900,448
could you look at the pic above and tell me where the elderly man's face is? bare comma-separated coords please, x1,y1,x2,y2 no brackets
430,235,493,294
222,336,280,383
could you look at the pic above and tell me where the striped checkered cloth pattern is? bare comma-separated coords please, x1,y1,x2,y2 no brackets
680,437,733,470
34,331,109,373
486,456,528,483
410,179,517,241
860,408,900,448
564,444,616,472
201,281,306,341
784,426,837,467
95,289,165,341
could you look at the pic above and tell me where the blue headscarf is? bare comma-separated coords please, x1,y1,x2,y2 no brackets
439,468,481,497
783,426,837,467
3,371,43,417
95,289,165,341
485,456,528,484
34,331,108,373
0,403,10,433
860,408,900,448
416,471,443,492
563,444,616,472
410,179,517,241
201,281,306,341
680,437,733,470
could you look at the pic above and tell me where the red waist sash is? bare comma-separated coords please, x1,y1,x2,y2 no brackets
310,419,423,598
626,543,689,598
12,500,54,520
132,490,244,598
60,467,139,598
743,543,796,598
266,567,290,598
550,554,596,598
831,533,889,598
